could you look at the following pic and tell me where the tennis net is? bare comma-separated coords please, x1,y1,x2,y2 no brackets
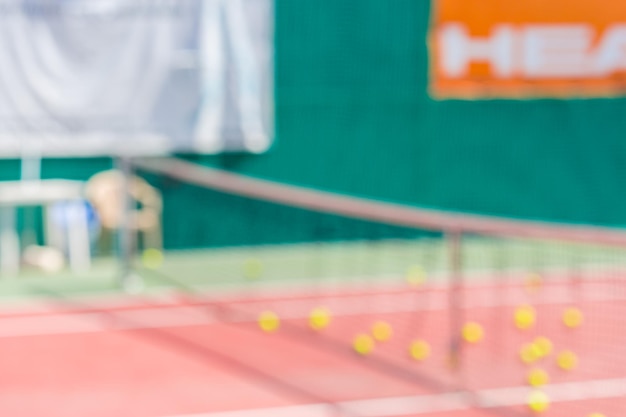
130,156,626,417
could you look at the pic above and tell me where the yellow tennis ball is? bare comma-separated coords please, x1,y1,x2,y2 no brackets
527,390,549,413
557,350,578,371
514,305,536,330
525,273,543,293
527,368,550,387
588,413,606,417
462,322,484,343
447,349,461,370
371,321,393,342
562,307,583,328
406,265,426,287
142,248,164,269
533,337,553,357
309,307,332,331
520,343,542,364
258,311,280,332
243,258,264,279
409,340,431,361
447,350,461,370
353,334,375,356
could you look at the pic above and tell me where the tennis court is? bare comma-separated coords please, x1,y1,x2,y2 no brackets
1,252,624,417
1,158,625,417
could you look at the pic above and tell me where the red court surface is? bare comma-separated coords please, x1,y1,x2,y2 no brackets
0,277,624,417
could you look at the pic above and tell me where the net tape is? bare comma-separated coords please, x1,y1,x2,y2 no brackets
133,157,626,247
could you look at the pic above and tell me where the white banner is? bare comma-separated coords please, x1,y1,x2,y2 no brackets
0,0,273,156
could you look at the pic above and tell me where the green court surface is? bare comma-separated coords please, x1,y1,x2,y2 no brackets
1,237,625,302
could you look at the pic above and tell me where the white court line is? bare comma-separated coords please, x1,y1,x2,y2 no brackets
163,377,626,417
0,306,217,338
0,280,624,338
169,404,333,417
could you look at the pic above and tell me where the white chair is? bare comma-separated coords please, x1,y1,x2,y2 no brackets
85,170,162,256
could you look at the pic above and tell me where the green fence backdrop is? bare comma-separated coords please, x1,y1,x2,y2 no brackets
3,0,626,249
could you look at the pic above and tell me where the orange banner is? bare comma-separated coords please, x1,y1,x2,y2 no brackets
430,0,626,98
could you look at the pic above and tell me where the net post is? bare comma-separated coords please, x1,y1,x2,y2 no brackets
117,156,143,293
447,229,464,381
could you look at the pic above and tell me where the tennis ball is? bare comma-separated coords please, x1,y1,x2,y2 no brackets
406,265,426,287
309,307,332,331
527,390,549,413
353,334,375,356
557,350,578,371
371,321,393,342
588,413,606,417
258,311,280,332
409,340,431,361
462,322,484,344
447,350,461,370
142,248,164,269
527,368,549,387
525,273,543,293
243,258,264,279
533,337,553,357
562,307,583,328
514,305,536,330
520,343,542,364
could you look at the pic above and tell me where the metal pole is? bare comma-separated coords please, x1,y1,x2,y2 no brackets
0,206,19,276
447,230,464,381
20,146,41,248
117,156,142,292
